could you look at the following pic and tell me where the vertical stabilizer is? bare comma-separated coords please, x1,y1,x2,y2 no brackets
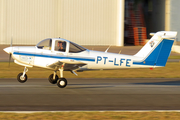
134,31,177,67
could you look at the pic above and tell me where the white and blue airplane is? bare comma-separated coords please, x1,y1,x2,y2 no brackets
3,31,177,88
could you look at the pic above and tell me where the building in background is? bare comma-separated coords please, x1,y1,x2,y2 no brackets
124,0,148,45
151,0,180,41
0,0,124,46
0,0,179,46
125,0,180,45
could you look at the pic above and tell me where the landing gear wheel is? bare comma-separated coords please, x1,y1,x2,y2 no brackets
57,78,67,88
48,74,59,84
17,73,27,83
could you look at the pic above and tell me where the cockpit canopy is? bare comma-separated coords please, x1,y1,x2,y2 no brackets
37,39,52,50
69,41,86,53
36,38,87,53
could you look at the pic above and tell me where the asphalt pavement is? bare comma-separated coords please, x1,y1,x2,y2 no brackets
0,78,180,111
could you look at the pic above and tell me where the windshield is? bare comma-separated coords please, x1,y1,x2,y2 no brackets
69,42,87,53
36,39,52,50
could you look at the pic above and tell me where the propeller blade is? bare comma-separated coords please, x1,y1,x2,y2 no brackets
10,36,13,47
9,53,12,67
9,35,13,67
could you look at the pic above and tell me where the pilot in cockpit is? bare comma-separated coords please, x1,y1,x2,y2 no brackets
57,41,66,52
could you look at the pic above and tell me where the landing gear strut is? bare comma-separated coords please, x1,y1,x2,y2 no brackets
56,64,67,88
48,64,68,88
17,67,28,83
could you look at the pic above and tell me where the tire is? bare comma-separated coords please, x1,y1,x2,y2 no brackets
57,78,67,88
17,73,28,83
48,74,59,84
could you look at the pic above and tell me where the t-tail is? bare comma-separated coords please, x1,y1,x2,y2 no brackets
133,31,177,67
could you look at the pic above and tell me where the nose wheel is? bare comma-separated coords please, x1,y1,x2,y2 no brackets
17,73,28,83
57,78,67,88
17,67,28,83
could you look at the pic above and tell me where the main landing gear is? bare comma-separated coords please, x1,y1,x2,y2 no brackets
48,73,67,88
48,65,67,88
48,71,59,84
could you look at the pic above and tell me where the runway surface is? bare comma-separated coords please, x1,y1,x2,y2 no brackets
0,78,180,111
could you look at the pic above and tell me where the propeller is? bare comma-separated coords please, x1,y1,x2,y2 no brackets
8,53,12,67
8,36,13,67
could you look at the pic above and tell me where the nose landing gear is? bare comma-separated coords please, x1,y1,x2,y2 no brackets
17,67,28,83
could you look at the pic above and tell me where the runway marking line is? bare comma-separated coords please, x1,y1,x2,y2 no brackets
1,110,180,113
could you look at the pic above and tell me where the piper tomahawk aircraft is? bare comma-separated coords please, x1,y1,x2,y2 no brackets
3,31,177,88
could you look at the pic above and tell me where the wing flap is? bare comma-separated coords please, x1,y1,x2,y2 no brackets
47,60,86,71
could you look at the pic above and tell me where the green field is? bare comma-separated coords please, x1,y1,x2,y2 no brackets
0,112,180,120
0,62,180,78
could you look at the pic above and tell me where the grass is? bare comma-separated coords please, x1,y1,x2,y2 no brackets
0,112,180,120
1,62,180,78
168,55,180,59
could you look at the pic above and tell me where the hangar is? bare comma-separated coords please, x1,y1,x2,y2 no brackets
0,0,124,46
0,0,179,46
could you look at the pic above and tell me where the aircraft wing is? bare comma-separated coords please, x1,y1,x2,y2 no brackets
47,59,86,71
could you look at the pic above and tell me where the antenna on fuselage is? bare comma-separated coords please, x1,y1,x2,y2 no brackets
105,45,111,53
118,47,123,54
118,43,126,54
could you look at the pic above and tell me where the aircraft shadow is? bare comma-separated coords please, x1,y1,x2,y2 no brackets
133,79,180,86
68,83,114,89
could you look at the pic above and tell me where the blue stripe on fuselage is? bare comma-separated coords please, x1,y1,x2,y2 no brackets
13,52,95,62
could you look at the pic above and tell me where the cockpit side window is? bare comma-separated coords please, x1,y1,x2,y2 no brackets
69,42,86,53
37,39,52,50
55,41,66,52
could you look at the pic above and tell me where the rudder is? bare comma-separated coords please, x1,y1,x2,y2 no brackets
155,39,174,66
